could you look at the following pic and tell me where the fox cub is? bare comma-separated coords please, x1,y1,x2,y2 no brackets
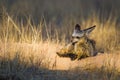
56,24,97,60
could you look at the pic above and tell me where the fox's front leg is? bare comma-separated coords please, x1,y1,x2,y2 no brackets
56,47,68,57
56,43,74,57
56,43,77,60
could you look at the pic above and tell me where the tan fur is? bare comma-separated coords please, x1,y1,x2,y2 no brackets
57,36,96,60
56,24,96,60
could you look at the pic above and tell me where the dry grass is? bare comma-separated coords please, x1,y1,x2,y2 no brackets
0,11,120,80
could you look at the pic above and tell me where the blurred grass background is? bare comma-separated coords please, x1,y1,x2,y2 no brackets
0,0,120,80
0,0,120,26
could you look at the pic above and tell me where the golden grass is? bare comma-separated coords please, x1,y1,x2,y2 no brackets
0,11,120,79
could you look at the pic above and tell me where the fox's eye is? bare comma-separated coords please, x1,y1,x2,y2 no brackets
76,36,80,39
72,36,74,38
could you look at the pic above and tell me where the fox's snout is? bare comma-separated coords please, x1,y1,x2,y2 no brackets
71,36,80,43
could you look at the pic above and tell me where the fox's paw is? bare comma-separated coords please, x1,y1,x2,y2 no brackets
56,48,68,57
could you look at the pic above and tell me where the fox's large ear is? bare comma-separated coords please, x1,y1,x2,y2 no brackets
84,25,96,35
75,24,81,31
72,24,83,37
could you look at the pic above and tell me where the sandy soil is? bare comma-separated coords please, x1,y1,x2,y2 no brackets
48,51,120,71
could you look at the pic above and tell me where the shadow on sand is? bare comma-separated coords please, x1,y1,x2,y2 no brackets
0,53,120,80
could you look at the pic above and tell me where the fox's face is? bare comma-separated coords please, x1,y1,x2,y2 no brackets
71,24,96,43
